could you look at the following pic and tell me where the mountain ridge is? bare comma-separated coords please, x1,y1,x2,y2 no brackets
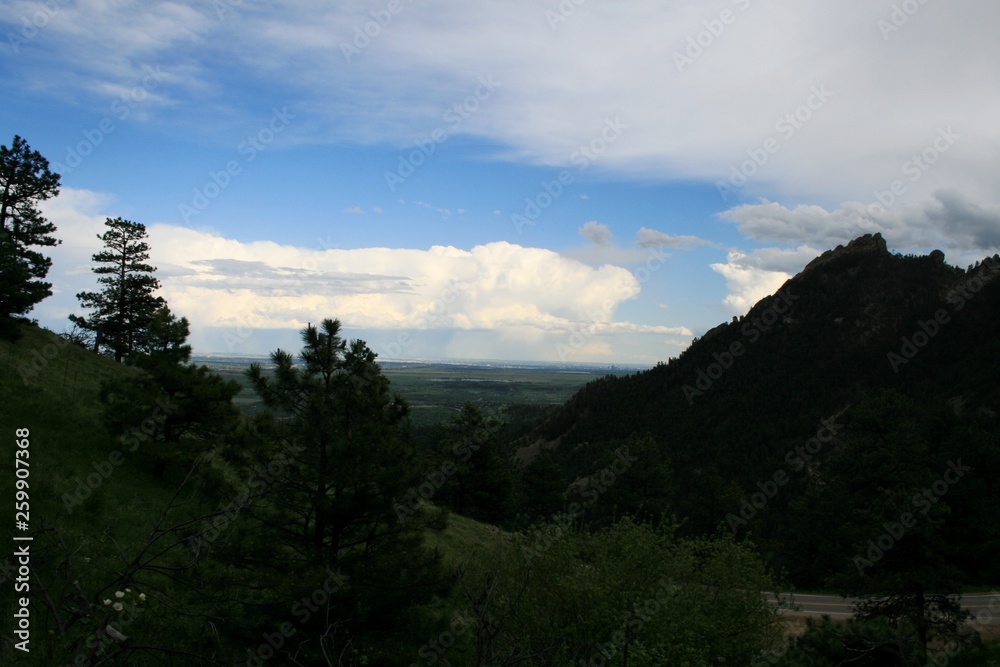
521,234,1000,586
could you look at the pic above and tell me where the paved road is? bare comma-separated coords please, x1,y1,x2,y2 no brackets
769,593,1000,622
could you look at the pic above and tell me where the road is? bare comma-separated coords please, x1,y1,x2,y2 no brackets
768,593,1000,622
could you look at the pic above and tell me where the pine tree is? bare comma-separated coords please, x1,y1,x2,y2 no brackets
100,305,241,478
70,217,164,361
436,403,515,524
0,135,61,335
243,319,448,657
247,318,416,561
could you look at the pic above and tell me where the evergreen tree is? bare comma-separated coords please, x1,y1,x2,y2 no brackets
0,135,61,335
100,305,240,477
436,403,515,524
140,304,192,363
70,217,164,361
243,319,447,658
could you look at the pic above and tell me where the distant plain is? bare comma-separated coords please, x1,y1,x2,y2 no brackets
196,356,645,428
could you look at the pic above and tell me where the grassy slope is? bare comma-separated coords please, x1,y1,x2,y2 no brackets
0,323,158,525
0,323,512,557
1,325,213,662
0,323,512,661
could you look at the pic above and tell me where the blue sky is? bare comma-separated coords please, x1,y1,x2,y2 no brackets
2,0,998,364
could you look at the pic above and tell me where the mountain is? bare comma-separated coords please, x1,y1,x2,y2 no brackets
523,234,1000,587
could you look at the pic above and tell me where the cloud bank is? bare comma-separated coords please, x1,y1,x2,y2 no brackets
38,188,690,361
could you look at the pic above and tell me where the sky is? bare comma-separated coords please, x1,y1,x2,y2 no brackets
2,0,998,365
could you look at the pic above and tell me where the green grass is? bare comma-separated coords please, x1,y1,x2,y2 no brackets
1,324,530,662
421,505,512,569
0,325,235,663
0,324,155,523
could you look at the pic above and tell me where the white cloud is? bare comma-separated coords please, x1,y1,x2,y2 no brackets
37,188,688,360
17,2,999,353
580,221,613,246
343,205,365,214
568,226,709,266
13,1,998,207
719,190,1000,260
710,245,822,314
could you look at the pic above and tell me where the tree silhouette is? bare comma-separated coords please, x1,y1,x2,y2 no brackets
71,217,164,361
0,135,61,335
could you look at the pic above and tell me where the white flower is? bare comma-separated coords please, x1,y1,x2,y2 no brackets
113,602,123,612
138,593,146,602
114,591,125,599
125,588,131,593
103,599,112,606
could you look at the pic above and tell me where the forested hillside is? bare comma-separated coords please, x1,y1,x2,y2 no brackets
526,234,1000,587
4,233,999,665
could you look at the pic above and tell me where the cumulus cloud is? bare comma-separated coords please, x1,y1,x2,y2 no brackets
37,188,688,360
580,221,613,246
710,245,822,313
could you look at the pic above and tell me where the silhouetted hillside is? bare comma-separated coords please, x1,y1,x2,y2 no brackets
524,234,1000,587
